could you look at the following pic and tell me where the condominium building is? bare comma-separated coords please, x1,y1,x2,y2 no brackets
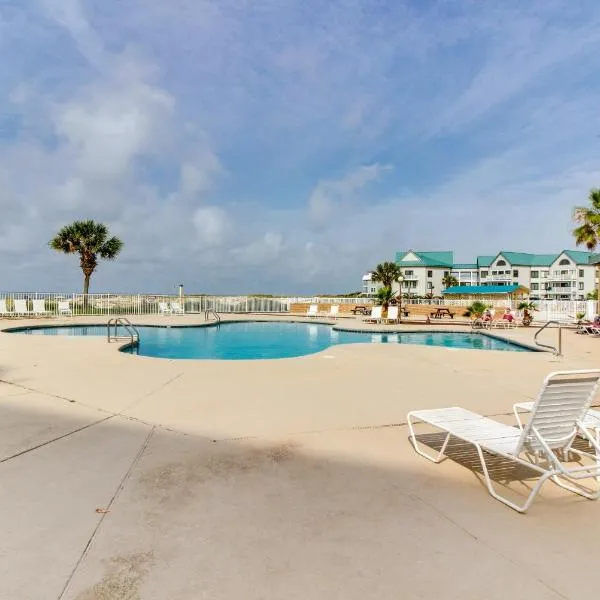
361,272,383,297
362,250,599,300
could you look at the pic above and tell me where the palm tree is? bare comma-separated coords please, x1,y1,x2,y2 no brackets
573,188,600,249
375,286,395,312
465,301,487,319
370,261,404,289
573,188,600,308
517,301,537,327
442,274,459,289
371,262,404,321
49,220,123,296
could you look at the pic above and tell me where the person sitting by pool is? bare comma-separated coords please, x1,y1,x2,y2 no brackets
502,308,514,322
482,308,493,322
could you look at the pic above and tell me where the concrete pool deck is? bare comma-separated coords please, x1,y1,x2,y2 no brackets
0,314,599,599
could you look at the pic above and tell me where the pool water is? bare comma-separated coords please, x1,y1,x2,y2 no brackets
14,321,533,359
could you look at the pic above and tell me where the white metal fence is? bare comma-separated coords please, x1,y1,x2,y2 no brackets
0,293,292,316
0,292,596,322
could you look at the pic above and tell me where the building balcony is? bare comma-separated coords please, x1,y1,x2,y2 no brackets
401,274,419,280
480,276,512,284
546,283,574,290
547,273,577,281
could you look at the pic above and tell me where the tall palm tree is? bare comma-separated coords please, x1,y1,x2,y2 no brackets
573,188,600,307
49,220,123,295
573,188,600,249
442,274,459,289
370,261,403,289
371,261,404,320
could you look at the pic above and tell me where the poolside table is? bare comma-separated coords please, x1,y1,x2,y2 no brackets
430,307,455,319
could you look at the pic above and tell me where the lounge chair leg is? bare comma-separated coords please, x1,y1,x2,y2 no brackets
407,415,450,463
549,474,600,500
474,444,552,513
513,406,526,430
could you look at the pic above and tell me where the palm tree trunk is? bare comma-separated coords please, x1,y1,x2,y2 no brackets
82,273,90,311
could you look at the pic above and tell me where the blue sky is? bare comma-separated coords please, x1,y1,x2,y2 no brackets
1,0,600,294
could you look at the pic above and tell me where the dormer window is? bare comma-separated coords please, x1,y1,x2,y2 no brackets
559,259,570,266
496,260,507,266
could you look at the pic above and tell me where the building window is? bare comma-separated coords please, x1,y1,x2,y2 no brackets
444,271,449,277
427,270,432,278
513,270,519,278
579,269,584,278
559,258,570,265
531,271,539,278
481,271,488,277
531,283,539,291
404,270,413,276
497,260,506,266
579,282,584,290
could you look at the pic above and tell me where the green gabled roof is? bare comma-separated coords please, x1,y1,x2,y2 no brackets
476,255,495,267
443,284,525,295
494,252,542,266
529,254,557,266
496,250,593,266
395,250,454,267
562,250,594,264
453,263,478,269
491,252,555,266
589,253,600,264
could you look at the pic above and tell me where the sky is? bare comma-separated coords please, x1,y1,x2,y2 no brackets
1,0,600,294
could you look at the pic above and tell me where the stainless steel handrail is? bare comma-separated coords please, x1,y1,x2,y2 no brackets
204,309,221,324
533,320,562,356
107,317,140,345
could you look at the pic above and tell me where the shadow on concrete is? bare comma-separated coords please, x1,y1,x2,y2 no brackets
0,401,597,600
414,432,542,483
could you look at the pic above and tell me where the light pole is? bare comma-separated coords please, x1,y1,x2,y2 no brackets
178,284,184,312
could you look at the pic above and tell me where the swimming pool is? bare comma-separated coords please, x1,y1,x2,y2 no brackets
12,321,534,359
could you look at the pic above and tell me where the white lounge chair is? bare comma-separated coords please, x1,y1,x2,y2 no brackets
57,301,72,316
363,306,382,323
513,400,600,444
171,301,185,315
407,370,600,512
14,299,33,317
158,302,172,315
576,323,598,335
307,304,318,318
32,299,50,317
384,306,399,324
328,305,339,319
0,299,13,317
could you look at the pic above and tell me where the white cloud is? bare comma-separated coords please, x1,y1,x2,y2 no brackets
193,207,231,247
308,164,392,227
232,232,284,266
1,0,600,294
55,78,174,180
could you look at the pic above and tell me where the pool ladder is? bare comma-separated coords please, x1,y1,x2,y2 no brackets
204,309,221,324
107,317,140,346
534,320,562,356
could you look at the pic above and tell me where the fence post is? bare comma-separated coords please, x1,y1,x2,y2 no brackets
586,299,596,320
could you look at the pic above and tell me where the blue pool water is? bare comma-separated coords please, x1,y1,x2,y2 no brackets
14,321,533,359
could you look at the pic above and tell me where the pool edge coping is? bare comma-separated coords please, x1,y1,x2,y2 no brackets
3,318,544,356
